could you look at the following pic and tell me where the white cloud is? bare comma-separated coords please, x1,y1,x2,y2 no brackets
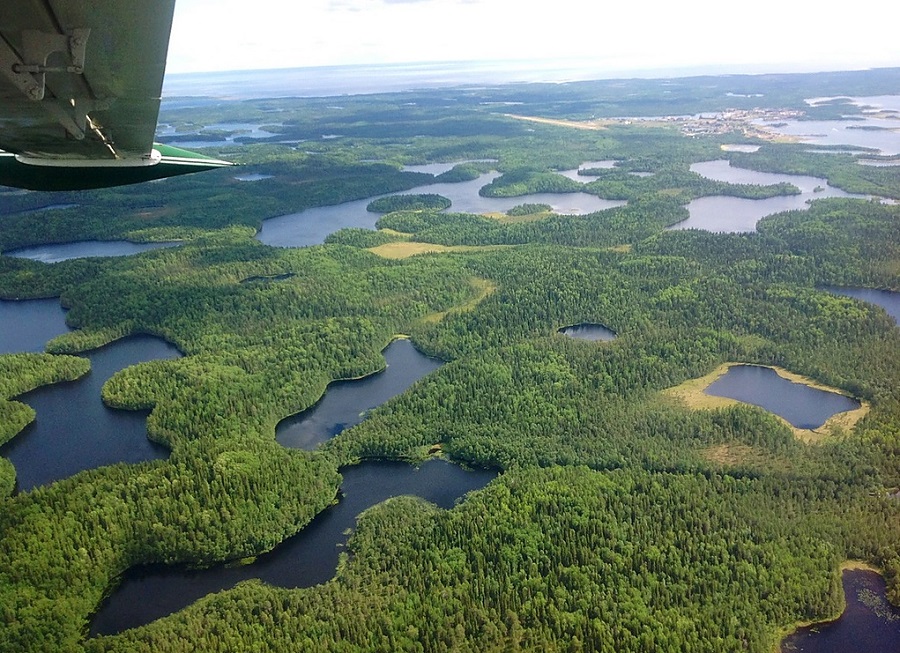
164,0,900,74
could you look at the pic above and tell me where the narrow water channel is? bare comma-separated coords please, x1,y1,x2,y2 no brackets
90,459,497,636
276,338,443,450
670,159,865,233
1,336,181,491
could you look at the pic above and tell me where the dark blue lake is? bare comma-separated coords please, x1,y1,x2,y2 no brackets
823,287,900,324
704,365,859,430
276,338,443,450
0,298,70,353
90,459,497,636
781,569,900,652
558,323,616,341
1,336,181,491
4,240,178,264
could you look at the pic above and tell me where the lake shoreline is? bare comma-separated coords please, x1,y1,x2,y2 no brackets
663,362,869,443
772,561,890,653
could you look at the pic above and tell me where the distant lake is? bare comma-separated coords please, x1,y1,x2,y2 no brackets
402,160,497,176
558,323,616,341
670,160,865,233
556,160,619,181
1,336,181,491
91,459,497,636
704,365,859,430
823,287,900,324
857,158,900,167
4,240,178,264
234,173,275,181
720,144,760,153
781,569,900,652
276,339,443,450
257,169,625,248
0,298,70,353
6,203,78,215
761,118,900,156
761,96,900,155
157,121,282,148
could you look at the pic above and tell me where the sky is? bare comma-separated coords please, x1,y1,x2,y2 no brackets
165,0,899,76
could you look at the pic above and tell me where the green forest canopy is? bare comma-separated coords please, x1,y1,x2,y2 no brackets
1,67,899,653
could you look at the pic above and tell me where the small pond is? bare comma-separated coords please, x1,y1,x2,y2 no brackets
276,338,443,450
1,336,181,491
781,569,900,652
4,240,178,264
90,459,497,636
704,365,859,430
558,323,616,341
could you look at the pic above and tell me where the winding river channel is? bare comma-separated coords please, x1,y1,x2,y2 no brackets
276,338,443,450
91,459,496,635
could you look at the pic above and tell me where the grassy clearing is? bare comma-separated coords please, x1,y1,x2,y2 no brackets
368,242,510,259
419,277,497,324
482,210,555,223
368,242,453,259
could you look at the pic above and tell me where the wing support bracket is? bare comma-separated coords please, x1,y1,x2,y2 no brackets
0,28,90,101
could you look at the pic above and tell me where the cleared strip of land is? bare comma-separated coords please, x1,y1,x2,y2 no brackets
504,114,612,130
418,277,497,325
368,242,509,259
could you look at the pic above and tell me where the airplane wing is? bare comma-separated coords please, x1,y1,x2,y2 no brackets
0,0,232,190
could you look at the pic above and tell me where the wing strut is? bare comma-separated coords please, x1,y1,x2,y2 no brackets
0,28,90,101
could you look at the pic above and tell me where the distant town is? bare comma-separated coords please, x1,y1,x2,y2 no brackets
507,107,807,141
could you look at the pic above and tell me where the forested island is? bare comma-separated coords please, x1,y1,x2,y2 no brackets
1,67,899,652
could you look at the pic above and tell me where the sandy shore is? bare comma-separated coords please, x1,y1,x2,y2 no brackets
663,362,869,443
